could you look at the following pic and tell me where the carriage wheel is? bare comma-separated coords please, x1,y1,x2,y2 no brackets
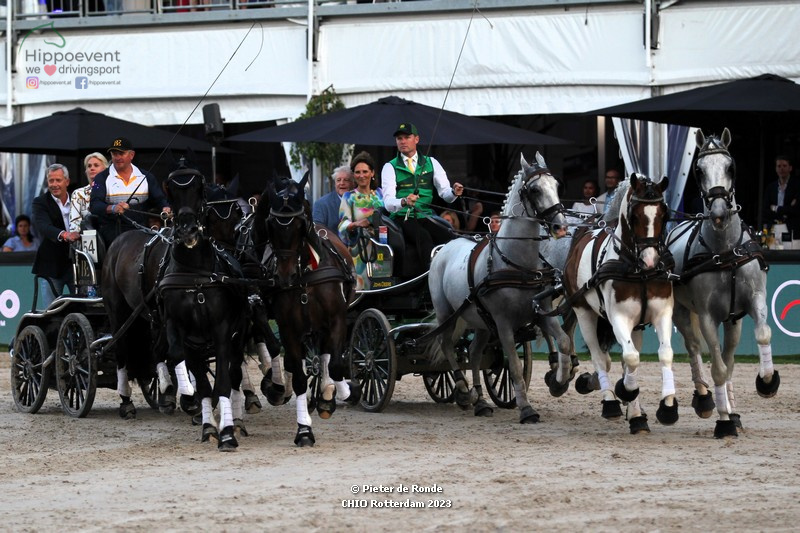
55,313,97,418
10,325,52,414
482,340,532,409
138,377,160,410
304,336,322,410
348,308,396,413
422,371,456,403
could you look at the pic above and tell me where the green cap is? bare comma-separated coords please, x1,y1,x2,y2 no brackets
393,123,419,137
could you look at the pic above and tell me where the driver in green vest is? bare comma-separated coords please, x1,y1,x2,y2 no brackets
380,123,464,265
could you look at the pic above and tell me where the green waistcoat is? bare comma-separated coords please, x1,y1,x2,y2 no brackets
389,154,434,218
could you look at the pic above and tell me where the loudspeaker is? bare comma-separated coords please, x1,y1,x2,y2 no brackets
203,103,224,139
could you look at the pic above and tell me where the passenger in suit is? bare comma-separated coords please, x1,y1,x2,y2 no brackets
764,155,800,239
312,166,354,233
31,164,81,309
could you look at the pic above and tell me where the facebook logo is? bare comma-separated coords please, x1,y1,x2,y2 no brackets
75,76,88,89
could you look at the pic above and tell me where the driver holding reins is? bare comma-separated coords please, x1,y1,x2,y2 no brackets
90,136,171,245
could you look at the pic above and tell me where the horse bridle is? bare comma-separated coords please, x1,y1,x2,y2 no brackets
694,144,737,211
620,178,671,266
519,166,566,226
166,168,207,245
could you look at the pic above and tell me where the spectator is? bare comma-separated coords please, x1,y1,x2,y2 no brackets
338,151,384,290
313,165,354,233
571,178,600,216
0,198,11,245
2,214,40,252
596,169,622,215
90,137,171,245
764,155,800,238
32,164,80,308
380,122,464,265
489,211,502,233
70,152,109,232
440,209,461,230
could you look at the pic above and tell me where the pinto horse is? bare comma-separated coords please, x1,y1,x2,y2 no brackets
563,174,675,434
666,128,778,438
252,174,357,446
428,153,574,424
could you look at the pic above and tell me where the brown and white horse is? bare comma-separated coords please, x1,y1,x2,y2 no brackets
563,174,675,434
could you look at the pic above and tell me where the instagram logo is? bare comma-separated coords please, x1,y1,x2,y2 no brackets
26,77,39,89
75,76,88,89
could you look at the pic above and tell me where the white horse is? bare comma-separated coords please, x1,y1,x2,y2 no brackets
428,152,573,423
563,174,675,434
666,128,778,438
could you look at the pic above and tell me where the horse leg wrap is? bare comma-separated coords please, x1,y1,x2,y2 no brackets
661,367,676,398
218,396,233,430
296,393,312,426
256,342,272,375
201,397,216,428
240,362,253,392
335,380,351,402
597,370,611,393
116,368,131,398
271,356,284,386
175,361,195,396
758,344,774,379
623,367,639,394
231,389,244,420
714,384,731,415
555,352,572,384
156,362,173,394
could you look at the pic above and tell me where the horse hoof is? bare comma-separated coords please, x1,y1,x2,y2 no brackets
180,394,201,416
455,388,472,410
575,373,595,395
548,375,570,398
473,399,494,417
601,400,622,420
118,400,136,420
691,390,715,418
519,405,540,424
159,386,176,415
755,370,780,398
614,378,639,403
294,424,316,447
201,423,219,443
346,382,362,406
656,398,679,425
262,377,287,407
629,414,650,435
730,413,743,430
191,414,202,426
218,426,239,451
234,418,249,437
244,390,262,414
316,386,336,419
714,419,738,439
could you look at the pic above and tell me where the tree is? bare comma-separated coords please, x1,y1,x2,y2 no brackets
290,85,348,181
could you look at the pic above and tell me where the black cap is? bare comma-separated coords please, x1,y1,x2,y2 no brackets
108,137,134,152
393,123,419,137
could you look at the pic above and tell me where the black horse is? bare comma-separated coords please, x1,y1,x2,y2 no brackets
252,174,358,446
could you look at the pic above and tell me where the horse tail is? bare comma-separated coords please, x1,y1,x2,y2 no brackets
596,316,618,353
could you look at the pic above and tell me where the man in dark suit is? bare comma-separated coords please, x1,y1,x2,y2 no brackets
764,156,800,239
32,163,81,309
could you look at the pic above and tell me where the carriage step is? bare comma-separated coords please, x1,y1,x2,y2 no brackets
90,334,114,351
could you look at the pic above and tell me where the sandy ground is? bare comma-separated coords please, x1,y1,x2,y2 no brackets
1,354,799,532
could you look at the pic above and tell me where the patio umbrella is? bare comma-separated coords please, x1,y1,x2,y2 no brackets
227,96,571,146
0,107,220,155
589,73,800,224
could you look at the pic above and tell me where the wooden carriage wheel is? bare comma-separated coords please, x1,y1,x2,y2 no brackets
348,308,396,413
55,313,97,418
482,340,532,409
10,325,52,414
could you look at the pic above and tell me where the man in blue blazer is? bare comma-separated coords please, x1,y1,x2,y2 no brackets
312,166,354,233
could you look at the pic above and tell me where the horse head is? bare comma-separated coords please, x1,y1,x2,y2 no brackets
261,172,311,287
695,127,737,229
519,152,567,238
205,200,243,247
622,173,670,270
165,166,206,249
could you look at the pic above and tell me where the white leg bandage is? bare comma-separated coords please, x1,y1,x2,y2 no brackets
156,362,172,394
231,389,244,420
597,370,611,391
623,367,639,391
240,362,253,391
335,380,351,401
271,356,284,385
759,344,774,379
296,393,312,426
202,397,215,427
117,367,131,397
218,396,233,430
257,342,271,375
661,367,676,398
321,353,333,387
726,381,737,412
714,384,731,415
175,361,195,396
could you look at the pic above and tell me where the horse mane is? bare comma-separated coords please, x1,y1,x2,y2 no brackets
500,167,524,218
602,178,631,223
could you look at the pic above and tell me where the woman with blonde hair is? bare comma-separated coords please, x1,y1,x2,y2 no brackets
70,152,109,232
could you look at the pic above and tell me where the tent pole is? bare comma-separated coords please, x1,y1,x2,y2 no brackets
757,124,765,229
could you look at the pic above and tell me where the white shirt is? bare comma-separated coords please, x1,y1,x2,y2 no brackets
380,153,456,213
51,193,71,232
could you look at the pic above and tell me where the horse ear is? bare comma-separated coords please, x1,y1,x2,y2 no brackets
520,153,530,170
535,151,546,168
630,172,640,188
721,127,732,149
659,176,670,192
299,170,310,189
695,129,705,149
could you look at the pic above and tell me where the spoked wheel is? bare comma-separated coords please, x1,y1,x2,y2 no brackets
422,371,456,403
10,325,52,414
304,336,323,410
55,313,97,418
138,377,160,410
348,308,396,413
482,340,532,409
